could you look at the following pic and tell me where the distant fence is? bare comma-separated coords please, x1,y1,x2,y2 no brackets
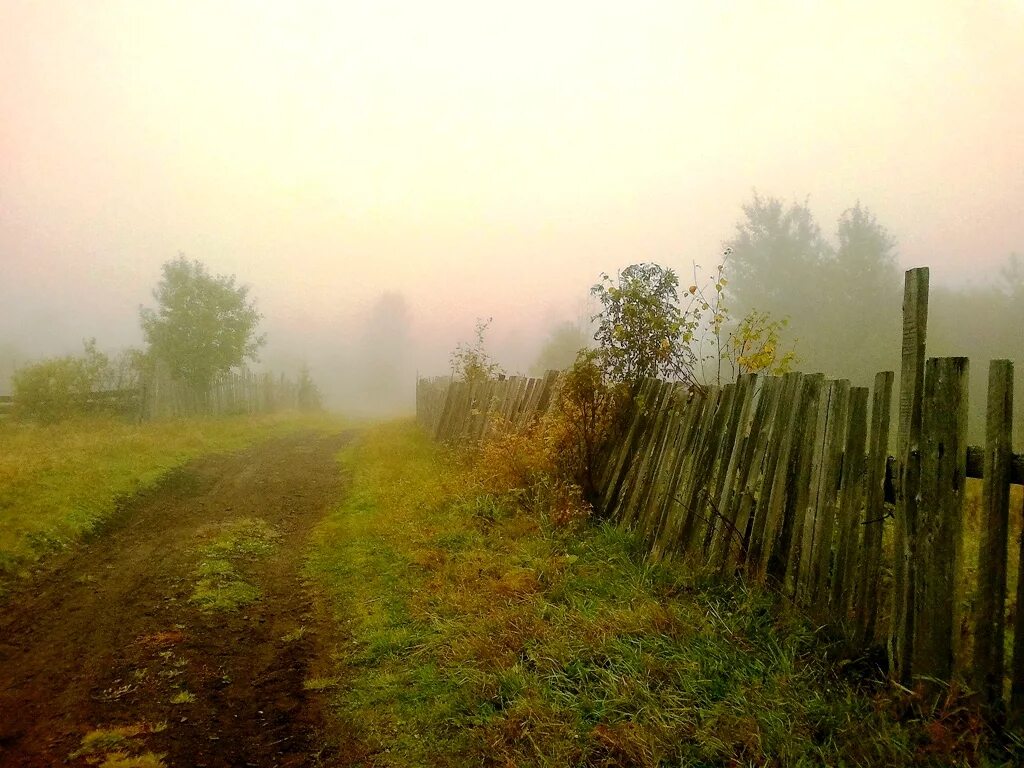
0,369,301,422
141,369,300,420
417,266,1024,725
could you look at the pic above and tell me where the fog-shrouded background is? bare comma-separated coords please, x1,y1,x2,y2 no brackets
2,0,1022,417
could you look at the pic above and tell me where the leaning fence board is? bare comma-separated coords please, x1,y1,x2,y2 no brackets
599,378,657,514
616,380,674,527
705,374,756,559
831,386,868,623
661,385,726,560
809,380,850,617
856,371,895,646
722,376,783,570
638,387,695,548
650,390,710,558
750,372,804,581
785,374,826,596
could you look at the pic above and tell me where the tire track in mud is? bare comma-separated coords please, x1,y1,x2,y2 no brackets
0,430,359,767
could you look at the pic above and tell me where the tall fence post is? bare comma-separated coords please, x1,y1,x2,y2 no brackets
892,266,929,684
974,360,1013,711
913,356,968,686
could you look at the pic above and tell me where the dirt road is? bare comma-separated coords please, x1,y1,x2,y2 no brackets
0,431,354,767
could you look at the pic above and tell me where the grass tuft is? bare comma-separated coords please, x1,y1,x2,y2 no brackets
189,517,279,612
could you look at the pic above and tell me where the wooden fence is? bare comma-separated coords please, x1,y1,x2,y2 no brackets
141,369,301,420
416,267,1024,725
0,370,302,422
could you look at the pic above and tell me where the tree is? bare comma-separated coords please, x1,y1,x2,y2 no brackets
826,203,901,377
296,364,323,411
725,192,831,321
140,256,264,394
530,321,590,375
591,263,699,385
724,194,902,386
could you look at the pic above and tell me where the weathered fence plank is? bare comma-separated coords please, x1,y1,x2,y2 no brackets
914,356,968,685
856,371,894,646
747,372,803,579
893,266,930,684
832,386,868,623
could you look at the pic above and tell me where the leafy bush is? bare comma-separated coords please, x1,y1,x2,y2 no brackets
591,255,798,389
542,349,627,506
591,262,698,384
473,352,626,526
12,340,143,423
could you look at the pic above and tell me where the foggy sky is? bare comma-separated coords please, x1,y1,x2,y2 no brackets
2,0,1023,388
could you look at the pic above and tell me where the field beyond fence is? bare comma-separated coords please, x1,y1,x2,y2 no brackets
417,266,1024,729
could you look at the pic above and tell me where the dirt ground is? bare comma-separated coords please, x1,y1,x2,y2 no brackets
0,431,356,767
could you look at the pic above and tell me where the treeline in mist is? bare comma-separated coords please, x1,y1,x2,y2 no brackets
723,193,1023,446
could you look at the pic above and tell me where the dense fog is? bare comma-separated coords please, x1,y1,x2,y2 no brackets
2,1,1022,424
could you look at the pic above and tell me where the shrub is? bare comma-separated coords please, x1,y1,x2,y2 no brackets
12,340,143,423
541,349,627,507
472,352,626,527
450,318,503,385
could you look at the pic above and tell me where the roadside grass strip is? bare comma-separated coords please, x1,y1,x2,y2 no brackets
0,412,342,590
305,422,999,767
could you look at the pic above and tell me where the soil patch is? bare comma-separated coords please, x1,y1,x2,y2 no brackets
0,430,354,767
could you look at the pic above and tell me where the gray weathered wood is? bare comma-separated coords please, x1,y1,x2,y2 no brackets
650,389,711,559
750,372,803,581
974,360,1013,709
857,371,894,646
892,266,929,684
784,374,825,595
913,356,968,685
615,381,674,526
665,385,728,560
724,376,783,570
808,380,850,617
704,374,756,560
831,386,868,622
598,378,655,513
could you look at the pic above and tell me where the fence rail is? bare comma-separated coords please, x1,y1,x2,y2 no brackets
417,266,1024,726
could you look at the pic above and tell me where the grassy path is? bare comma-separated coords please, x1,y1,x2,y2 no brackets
304,422,987,767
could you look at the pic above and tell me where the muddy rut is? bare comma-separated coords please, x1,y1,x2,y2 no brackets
0,431,354,767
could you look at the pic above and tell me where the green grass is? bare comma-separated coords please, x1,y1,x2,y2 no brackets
70,723,167,768
0,412,340,589
190,517,280,612
306,421,1022,767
